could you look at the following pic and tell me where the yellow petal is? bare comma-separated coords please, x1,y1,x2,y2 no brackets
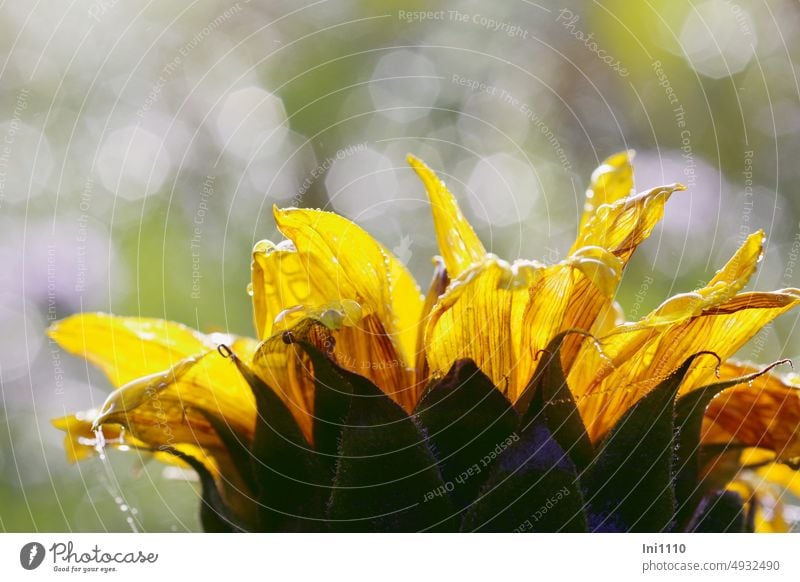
52,411,255,525
739,446,777,466
567,232,777,438
47,313,213,387
707,230,765,293
253,314,418,440
702,360,800,461
558,278,620,373
425,257,574,401
571,290,800,442
93,335,258,449
52,412,130,462
408,154,486,278
755,463,800,499
570,183,686,261
611,231,765,334
414,256,449,386
331,314,417,409
560,183,686,372
250,239,316,341
251,325,319,441
731,468,797,532
567,245,623,298
656,290,799,392
270,206,422,366
386,246,425,367
51,412,219,474
578,151,635,230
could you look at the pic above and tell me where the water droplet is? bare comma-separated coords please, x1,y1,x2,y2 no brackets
93,426,141,532
319,308,344,330
93,427,107,460
273,304,306,330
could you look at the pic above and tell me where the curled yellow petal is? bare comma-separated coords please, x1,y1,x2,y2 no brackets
616,231,765,333
269,206,422,366
579,150,635,230
250,239,316,341
571,183,686,261
93,336,258,449
567,245,623,298
52,411,256,525
49,314,259,516
408,154,486,278
707,230,765,292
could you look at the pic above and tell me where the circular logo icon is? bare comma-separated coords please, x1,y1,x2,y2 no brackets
19,542,45,570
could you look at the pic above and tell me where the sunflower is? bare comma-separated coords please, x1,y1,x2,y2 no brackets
50,152,800,532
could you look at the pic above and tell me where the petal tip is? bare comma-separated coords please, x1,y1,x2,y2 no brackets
406,153,424,168
45,321,60,340
50,415,69,430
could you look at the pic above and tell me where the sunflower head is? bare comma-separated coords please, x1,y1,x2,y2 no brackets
49,152,800,532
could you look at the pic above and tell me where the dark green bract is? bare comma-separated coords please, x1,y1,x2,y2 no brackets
174,332,759,533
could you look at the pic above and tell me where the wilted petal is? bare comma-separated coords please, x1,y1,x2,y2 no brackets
570,183,686,262
568,232,782,440
408,154,486,279
574,290,800,441
702,360,800,461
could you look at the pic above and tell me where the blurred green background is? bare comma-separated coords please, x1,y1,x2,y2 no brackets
2,0,800,531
